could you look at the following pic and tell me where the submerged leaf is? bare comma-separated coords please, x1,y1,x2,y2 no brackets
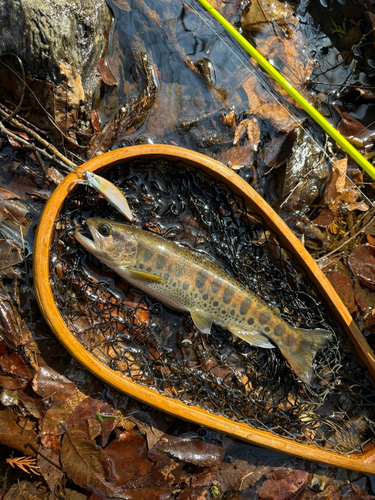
87,120,114,160
157,434,222,467
98,57,120,86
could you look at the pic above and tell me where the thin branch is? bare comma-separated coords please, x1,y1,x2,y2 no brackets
0,108,78,171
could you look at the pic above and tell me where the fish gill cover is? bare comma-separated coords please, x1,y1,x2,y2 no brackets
50,158,375,454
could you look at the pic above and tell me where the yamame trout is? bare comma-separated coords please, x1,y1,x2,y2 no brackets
75,218,332,385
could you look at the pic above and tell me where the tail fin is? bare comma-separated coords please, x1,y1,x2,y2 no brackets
278,328,332,385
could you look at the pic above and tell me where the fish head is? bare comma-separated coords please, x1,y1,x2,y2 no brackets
74,217,138,267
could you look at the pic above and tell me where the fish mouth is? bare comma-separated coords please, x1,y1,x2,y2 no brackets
74,219,102,253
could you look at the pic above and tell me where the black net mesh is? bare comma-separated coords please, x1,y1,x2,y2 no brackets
50,159,375,454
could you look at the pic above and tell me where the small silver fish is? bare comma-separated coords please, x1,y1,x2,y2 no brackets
74,218,333,385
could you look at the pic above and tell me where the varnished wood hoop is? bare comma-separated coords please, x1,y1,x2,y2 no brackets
33,145,375,473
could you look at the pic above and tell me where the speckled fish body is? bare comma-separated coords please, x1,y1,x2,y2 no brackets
75,218,332,385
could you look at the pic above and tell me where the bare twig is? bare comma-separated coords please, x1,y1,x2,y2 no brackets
316,209,375,263
0,108,78,171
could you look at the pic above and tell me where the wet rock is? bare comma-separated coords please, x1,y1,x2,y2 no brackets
0,0,112,122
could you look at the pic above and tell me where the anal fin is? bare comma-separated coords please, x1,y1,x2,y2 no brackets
229,328,275,349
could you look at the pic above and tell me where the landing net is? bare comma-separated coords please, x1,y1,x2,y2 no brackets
50,159,375,454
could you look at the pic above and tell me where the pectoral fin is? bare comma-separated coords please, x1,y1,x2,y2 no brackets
127,268,166,283
190,311,216,335
229,328,275,349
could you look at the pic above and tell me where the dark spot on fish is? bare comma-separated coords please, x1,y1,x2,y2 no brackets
258,311,270,325
274,325,285,337
221,310,226,315
202,294,208,300
211,278,222,293
182,281,189,290
230,309,235,316
240,299,252,315
195,272,207,289
174,265,185,277
131,247,136,252
139,264,144,269
284,334,294,347
146,267,152,272
195,293,198,298
223,287,234,304
265,327,270,332
247,318,254,326
143,248,153,262
172,282,176,287
164,273,169,279
213,301,218,307
156,255,167,270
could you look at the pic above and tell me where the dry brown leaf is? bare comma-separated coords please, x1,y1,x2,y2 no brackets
38,445,65,495
54,61,85,145
322,157,347,208
61,423,129,498
233,119,249,145
247,117,261,151
32,364,86,435
87,120,114,160
322,157,368,213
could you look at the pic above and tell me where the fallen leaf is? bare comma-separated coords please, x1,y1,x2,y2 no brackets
233,119,249,145
263,130,296,169
0,408,37,455
348,245,375,290
247,117,261,151
156,434,222,467
66,397,102,428
312,208,335,227
99,402,119,447
7,136,21,148
244,77,301,132
98,57,120,86
112,0,132,10
61,422,129,498
361,309,375,331
91,109,101,132
32,364,86,435
46,167,65,185
2,480,42,499
216,143,253,170
256,468,311,499
38,445,65,497
54,61,85,145
326,270,356,314
87,120,114,160
105,428,153,485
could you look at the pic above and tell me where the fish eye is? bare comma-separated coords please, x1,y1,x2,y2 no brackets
98,224,112,236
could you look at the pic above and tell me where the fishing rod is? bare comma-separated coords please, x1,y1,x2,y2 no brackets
194,0,375,182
